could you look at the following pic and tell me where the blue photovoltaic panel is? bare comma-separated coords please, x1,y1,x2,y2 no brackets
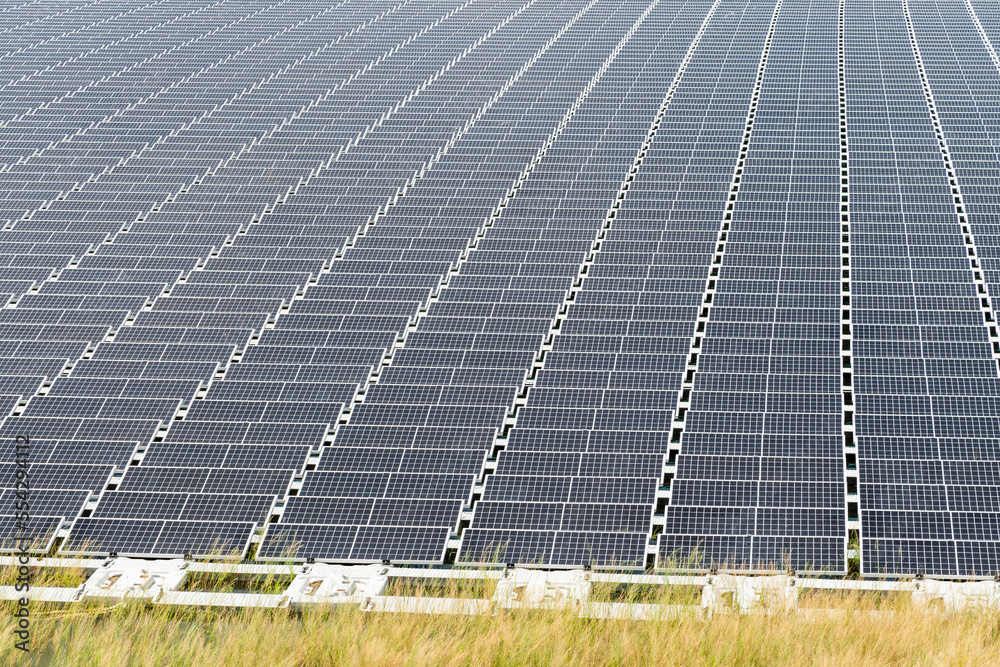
659,0,846,573
904,0,1000,577
0,0,997,575
459,0,778,568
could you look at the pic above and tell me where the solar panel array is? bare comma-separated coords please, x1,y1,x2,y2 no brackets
1,0,999,576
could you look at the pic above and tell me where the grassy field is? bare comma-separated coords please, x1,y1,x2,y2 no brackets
1,566,999,666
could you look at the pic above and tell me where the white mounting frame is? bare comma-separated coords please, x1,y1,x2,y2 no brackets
2,557,999,618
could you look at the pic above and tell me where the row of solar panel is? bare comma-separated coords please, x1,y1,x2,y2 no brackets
3,0,1000,575
1,0,600,554
4,0,681,564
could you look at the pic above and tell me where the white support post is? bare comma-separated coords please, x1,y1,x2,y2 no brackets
912,578,1000,612
492,568,590,611
285,563,388,609
80,557,189,602
701,574,798,618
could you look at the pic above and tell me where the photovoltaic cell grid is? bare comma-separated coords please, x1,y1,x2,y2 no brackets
655,0,847,573
0,0,998,576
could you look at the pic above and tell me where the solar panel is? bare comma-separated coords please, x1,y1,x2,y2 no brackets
0,0,998,576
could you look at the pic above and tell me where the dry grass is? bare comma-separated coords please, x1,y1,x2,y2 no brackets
0,561,90,590
0,575,999,666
